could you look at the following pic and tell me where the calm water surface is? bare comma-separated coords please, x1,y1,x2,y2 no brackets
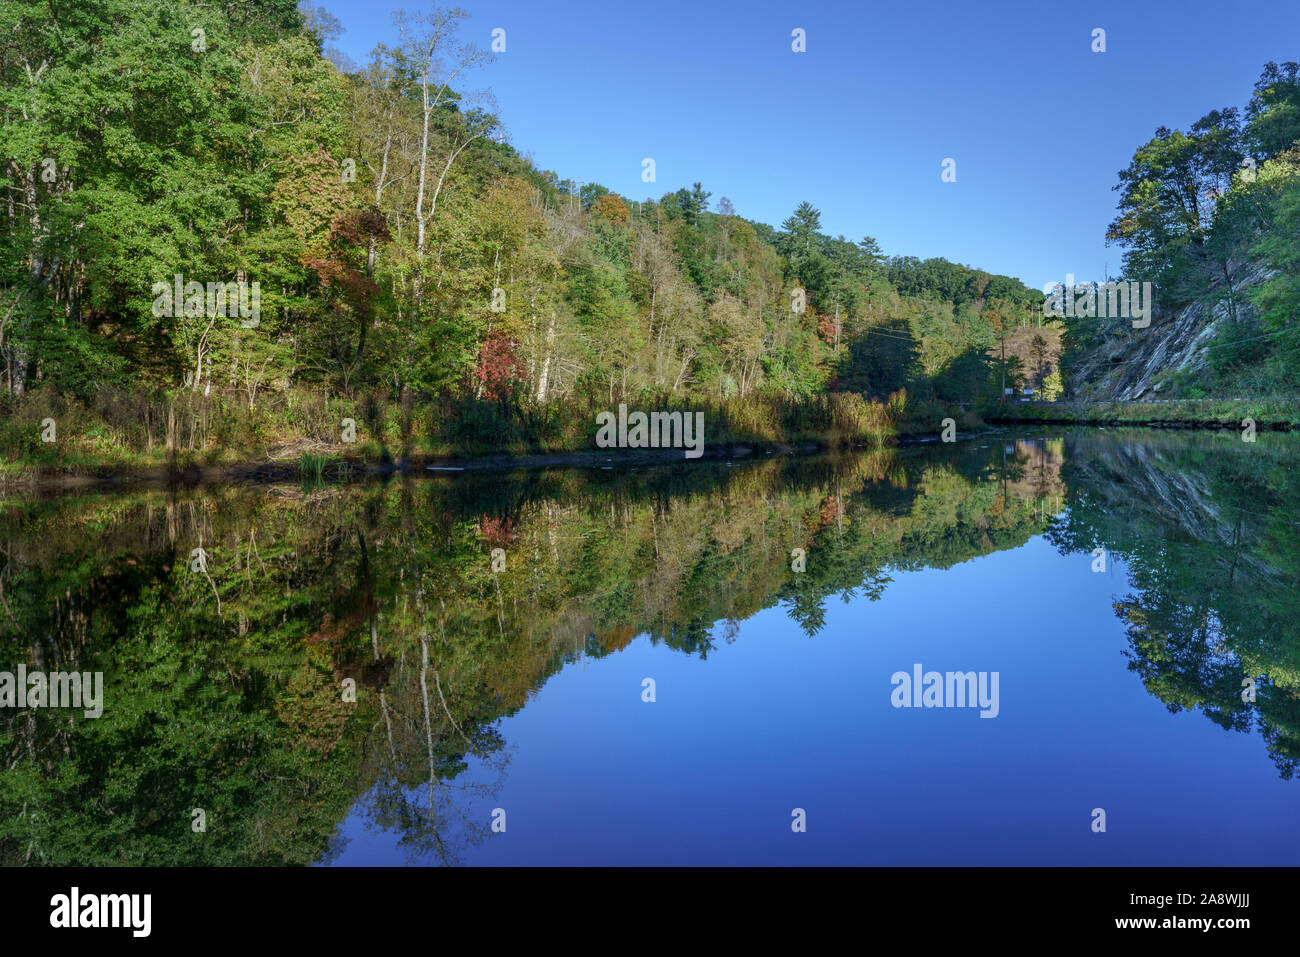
3,428,1297,865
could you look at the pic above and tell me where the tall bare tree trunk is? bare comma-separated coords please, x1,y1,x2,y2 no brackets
535,315,555,402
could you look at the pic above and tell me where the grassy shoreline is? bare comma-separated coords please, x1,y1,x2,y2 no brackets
990,397,1300,430
1,386,986,485
8,390,1296,488
9,391,1296,487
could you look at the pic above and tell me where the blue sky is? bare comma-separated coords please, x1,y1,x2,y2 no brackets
316,0,1300,292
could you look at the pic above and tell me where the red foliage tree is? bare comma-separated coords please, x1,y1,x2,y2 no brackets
475,331,525,400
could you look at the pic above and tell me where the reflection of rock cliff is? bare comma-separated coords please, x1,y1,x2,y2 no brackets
1056,430,1291,589
1049,430,1300,778
1067,264,1273,400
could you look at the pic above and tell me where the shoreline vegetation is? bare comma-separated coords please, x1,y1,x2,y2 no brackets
3,4,1295,486
990,397,1300,430
0,387,976,486
2,2,1049,481
4,384,1294,489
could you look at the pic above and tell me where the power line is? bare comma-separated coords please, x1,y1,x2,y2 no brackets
1200,322,1300,351
858,327,919,344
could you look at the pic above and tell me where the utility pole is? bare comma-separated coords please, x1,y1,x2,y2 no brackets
1000,314,1007,404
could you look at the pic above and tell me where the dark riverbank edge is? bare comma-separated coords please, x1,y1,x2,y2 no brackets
2,430,1020,492
1,441,821,491
9,410,1292,491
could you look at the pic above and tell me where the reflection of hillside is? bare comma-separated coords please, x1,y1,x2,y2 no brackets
0,447,1058,866
1048,430,1300,778
1003,437,1065,507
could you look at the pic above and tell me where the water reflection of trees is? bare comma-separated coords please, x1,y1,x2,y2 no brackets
0,444,1060,864
1047,430,1300,779
358,630,507,867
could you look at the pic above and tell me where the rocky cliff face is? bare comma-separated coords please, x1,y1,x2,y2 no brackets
1068,262,1274,400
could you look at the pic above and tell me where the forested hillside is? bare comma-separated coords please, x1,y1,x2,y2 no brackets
1,0,1044,467
1063,61,1300,399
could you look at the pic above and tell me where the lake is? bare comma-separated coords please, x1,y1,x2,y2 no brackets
2,427,1297,865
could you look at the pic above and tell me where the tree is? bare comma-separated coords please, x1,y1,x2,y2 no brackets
393,6,495,263
592,193,629,224
1106,110,1244,301
779,201,822,260
1245,61,1300,161
838,319,919,397
1248,152,1300,367
857,236,885,282
1029,333,1049,384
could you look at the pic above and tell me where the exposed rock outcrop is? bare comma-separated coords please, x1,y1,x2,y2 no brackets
1069,262,1275,400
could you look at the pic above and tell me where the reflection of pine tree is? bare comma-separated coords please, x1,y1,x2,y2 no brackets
664,618,716,659
783,588,828,638
1258,685,1300,780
